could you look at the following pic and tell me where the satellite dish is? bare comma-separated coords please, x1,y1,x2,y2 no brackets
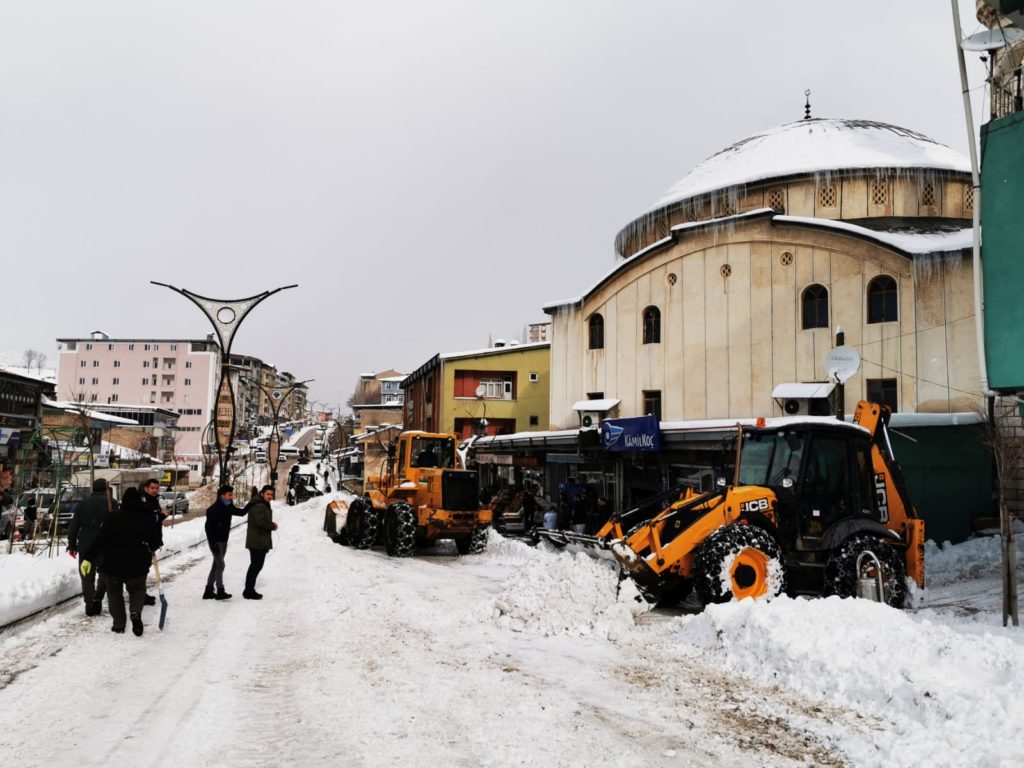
961,27,1024,52
825,345,861,384
474,384,486,398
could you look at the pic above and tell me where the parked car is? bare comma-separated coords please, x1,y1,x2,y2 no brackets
160,491,189,516
254,449,268,464
17,485,90,535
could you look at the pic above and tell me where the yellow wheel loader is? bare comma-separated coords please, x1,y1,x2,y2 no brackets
344,431,492,557
538,401,924,608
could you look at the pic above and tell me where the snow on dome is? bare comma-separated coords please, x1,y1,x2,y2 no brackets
651,118,970,212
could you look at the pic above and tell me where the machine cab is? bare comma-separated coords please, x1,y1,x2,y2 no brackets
736,423,878,545
396,433,457,481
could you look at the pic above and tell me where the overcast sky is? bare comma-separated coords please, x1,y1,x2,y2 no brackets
0,1,990,406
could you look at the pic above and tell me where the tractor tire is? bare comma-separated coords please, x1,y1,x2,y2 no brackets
347,498,380,550
825,534,908,608
455,526,490,555
694,524,785,605
384,503,417,557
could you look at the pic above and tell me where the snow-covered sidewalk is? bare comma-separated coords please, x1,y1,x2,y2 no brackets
0,494,1021,767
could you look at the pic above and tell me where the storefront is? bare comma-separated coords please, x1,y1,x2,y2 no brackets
0,371,55,496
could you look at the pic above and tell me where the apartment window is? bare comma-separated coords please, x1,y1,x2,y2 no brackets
112,378,119,386
143,361,150,368
92,360,100,368
153,344,159,351
85,343,93,351
77,394,85,402
801,284,829,329
113,360,121,368
141,378,148,385
184,394,192,404
185,361,193,369
529,372,539,383
107,343,114,351
150,391,156,403
867,276,898,324
128,343,135,351
476,378,512,400
642,390,662,421
90,393,97,402
110,394,119,403
866,378,898,412
642,306,661,344
79,360,86,368
91,377,99,386
144,344,151,351
588,314,605,350
184,378,192,386
587,392,605,400
78,377,85,385
170,343,177,351
529,415,539,426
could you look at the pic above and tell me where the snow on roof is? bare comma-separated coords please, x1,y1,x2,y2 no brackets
378,375,407,382
45,400,139,425
572,398,621,412
775,216,973,255
545,208,973,314
439,341,550,361
660,415,868,435
650,118,970,213
544,209,775,311
772,382,836,399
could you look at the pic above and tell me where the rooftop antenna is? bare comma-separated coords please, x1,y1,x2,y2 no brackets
804,89,812,120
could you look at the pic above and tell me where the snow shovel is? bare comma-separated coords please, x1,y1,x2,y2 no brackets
151,553,168,630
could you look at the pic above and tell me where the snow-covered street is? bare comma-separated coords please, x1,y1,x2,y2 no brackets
1,494,1022,768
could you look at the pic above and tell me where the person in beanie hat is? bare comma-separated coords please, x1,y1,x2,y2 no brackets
67,478,116,616
203,484,248,600
243,485,278,599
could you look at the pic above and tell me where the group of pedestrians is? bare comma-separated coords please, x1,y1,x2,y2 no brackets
66,478,278,637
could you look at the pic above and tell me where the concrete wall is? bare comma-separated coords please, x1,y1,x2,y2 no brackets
549,218,980,429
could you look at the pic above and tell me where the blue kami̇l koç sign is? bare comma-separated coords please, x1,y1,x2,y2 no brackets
599,415,661,452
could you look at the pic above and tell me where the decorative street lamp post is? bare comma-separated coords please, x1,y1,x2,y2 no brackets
244,376,312,490
151,282,297,484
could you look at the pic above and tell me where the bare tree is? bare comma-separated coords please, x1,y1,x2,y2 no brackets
23,349,38,370
982,399,1022,627
36,352,47,373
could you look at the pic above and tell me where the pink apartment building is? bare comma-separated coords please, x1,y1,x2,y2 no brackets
56,331,220,460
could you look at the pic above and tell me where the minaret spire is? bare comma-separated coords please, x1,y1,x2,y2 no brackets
804,89,812,120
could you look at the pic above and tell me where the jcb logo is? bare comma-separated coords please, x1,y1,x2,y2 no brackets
875,473,889,523
740,498,770,514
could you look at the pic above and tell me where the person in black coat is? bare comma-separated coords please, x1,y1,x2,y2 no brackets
67,478,115,616
139,478,167,606
81,487,162,637
203,484,248,601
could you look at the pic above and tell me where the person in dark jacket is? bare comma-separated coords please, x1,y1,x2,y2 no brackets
243,485,278,600
203,484,247,600
81,487,162,636
139,478,166,606
67,478,115,616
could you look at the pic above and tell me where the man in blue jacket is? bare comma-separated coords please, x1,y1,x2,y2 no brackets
203,484,247,600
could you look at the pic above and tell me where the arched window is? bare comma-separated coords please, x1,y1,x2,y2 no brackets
867,276,898,324
802,284,829,329
642,306,661,344
588,314,604,350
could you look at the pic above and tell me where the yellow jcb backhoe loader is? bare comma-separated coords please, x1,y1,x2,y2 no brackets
538,401,924,608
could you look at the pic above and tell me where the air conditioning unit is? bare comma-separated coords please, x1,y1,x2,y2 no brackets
579,411,602,429
772,383,836,418
781,396,834,417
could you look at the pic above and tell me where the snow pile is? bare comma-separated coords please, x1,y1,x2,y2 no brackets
925,534,1024,587
491,544,647,640
0,552,80,626
679,596,1024,767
